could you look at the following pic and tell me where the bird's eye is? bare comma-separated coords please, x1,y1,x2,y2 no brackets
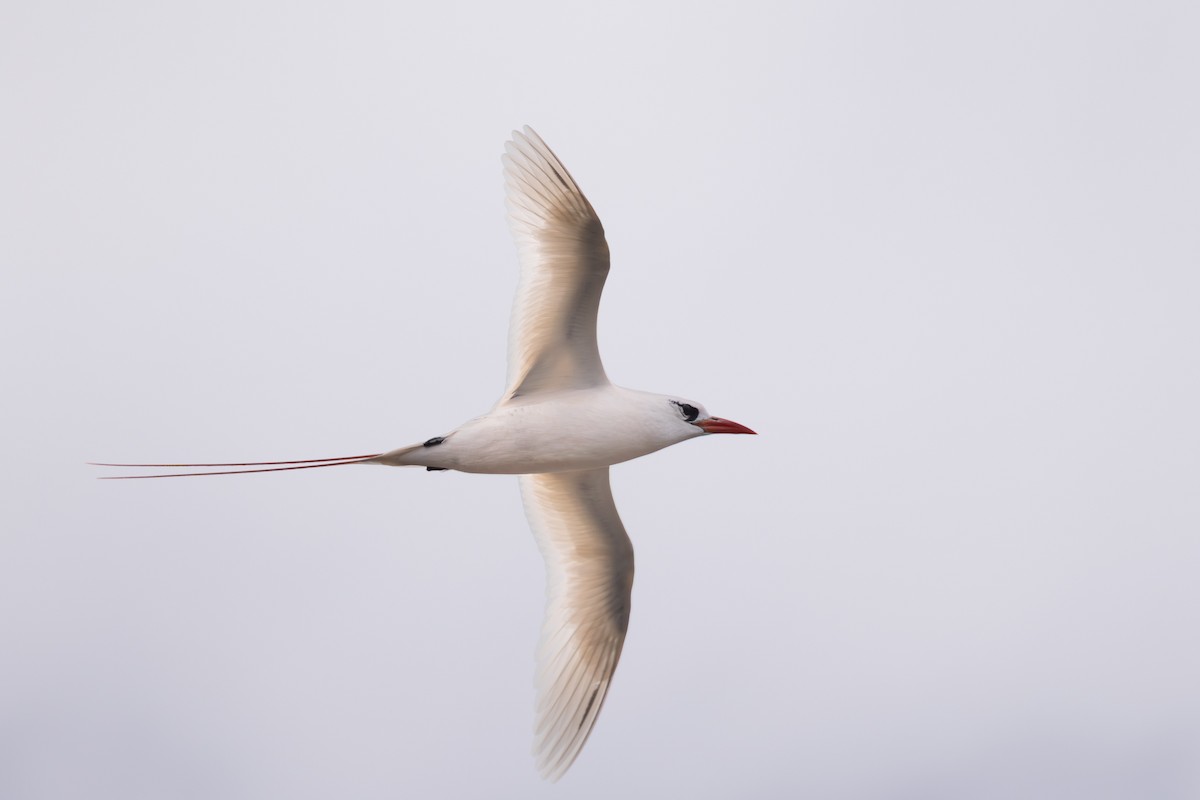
672,401,700,422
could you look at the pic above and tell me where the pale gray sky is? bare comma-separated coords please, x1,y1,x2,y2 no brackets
3,2,1199,798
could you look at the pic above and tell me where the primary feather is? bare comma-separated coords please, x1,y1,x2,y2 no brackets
503,126,611,398
521,468,633,781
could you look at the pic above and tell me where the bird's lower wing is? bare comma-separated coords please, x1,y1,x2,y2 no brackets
519,468,634,781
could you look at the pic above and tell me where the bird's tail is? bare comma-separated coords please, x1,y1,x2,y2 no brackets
89,452,385,479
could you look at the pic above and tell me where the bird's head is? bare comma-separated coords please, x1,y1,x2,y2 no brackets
665,398,756,438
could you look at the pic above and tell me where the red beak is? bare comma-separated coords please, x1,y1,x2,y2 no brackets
694,417,757,435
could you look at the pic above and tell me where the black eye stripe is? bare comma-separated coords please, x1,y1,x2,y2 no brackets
671,401,700,422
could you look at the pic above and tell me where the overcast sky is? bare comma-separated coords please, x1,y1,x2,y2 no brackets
3,2,1199,798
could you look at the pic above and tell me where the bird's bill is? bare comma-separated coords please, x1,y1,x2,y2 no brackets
694,417,756,435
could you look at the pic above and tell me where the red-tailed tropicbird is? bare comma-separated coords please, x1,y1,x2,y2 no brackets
95,127,755,780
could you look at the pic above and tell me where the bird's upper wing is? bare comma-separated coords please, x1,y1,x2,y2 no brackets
502,127,611,399
519,468,634,781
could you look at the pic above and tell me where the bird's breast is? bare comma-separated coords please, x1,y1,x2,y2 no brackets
426,394,672,474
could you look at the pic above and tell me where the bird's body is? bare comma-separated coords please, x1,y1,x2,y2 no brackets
374,386,706,474
98,127,754,780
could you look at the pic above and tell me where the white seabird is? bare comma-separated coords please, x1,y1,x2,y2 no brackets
96,127,755,780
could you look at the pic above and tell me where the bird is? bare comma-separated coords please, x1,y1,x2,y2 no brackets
94,127,755,780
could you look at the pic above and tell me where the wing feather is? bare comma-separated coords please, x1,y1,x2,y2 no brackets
520,468,633,781
502,127,611,398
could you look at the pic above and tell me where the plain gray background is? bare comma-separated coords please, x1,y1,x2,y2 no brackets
3,2,1198,798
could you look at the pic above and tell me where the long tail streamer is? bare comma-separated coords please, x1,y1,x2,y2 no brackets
90,453,383,479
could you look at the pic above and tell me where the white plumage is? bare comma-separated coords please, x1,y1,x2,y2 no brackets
96,127,755,780
523,468,632,780
503,128,611,398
